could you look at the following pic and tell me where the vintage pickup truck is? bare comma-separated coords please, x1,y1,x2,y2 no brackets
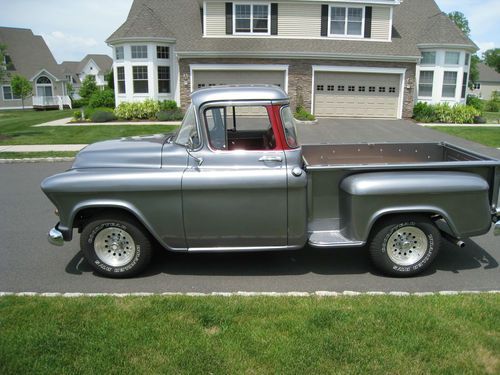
42,86,500,278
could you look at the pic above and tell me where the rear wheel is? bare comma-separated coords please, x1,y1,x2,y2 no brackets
80,214,152,278
369,215,441,277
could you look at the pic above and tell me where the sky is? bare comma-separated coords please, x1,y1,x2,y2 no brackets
0,0,498,63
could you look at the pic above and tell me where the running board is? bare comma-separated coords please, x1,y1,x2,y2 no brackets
308,231,365,248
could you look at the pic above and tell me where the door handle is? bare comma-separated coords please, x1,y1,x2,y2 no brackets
259,156,282,162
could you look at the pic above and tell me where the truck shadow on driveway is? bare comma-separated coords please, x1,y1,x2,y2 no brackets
65,238,497,278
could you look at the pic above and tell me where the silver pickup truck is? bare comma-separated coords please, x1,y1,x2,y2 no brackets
42,86,500,278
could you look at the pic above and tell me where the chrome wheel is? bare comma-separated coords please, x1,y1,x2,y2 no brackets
386,226,428,266
94,227,136,267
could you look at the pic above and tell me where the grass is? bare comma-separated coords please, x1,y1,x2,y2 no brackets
0,152,77,159
484,112,500,124
430,127,500,148
0,295,499,374
0,109,177,145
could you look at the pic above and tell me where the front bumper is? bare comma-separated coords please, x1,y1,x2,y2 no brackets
48,225,64,246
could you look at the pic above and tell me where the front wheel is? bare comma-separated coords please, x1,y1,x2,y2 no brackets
369,215,441,277
80,214,152,278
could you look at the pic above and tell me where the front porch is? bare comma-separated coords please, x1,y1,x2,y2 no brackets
32,96,72,110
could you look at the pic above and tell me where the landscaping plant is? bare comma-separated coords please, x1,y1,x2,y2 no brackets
10,75,32,110
413,102,480,124
114,99,161,120
294,105,316,121
88,89,115,108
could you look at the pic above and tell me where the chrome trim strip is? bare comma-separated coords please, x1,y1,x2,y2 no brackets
187,245,302,252
308,240,365,248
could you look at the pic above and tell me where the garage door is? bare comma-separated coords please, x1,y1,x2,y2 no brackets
192,70,286,91
314,72,401,118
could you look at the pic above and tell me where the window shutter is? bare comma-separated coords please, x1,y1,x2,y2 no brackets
200,7,204,34
364,6,372,38
226,3,233,35
271,3,278,35
321,4,329,37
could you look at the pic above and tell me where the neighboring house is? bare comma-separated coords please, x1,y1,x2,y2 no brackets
61,54,113,97
468,63,500,100
0,27,71,110
106,0,477,119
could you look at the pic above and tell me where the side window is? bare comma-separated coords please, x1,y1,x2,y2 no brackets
204,105,274,151
175,105,200,148
280,106,299,148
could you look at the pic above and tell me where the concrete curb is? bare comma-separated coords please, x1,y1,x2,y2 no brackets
418,123,500,127
0,290,498,298
0,157,75,164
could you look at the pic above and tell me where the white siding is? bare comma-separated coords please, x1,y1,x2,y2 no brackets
371,6,391,40
278,3,322,38
205,2,226,36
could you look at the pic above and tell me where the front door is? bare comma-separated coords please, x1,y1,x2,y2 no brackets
182,103,288,249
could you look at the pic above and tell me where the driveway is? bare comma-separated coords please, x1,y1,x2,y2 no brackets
0,119,499,293
297,118,500,159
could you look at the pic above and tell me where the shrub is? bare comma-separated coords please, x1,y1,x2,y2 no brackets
484,99,500,112
466,95,484,111
90,110,116,123
156,109,184,121
79,75,98,100
72,110,84,121
413,102,480,124
72,99,88,108
114,100,161,120
89,89,115,108
159,100,179,111
412,102,438,123
294,105,316,121
474,116,487,124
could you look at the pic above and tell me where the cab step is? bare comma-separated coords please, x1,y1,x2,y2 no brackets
308,231,365,248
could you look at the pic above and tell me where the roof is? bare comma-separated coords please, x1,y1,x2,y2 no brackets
77,54,113,73
477,63,500,83
107,0,477,61
191,85,288,107
0,27,65,81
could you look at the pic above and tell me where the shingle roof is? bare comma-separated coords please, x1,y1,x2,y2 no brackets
107,0,477,61
77,54,113,73
0,27,65,80
477,63,500,83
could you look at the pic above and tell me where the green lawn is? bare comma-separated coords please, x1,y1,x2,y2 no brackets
0,152,77,159
1,295,499,374
430,126,500,148
485,112,500,124
0,109,177,145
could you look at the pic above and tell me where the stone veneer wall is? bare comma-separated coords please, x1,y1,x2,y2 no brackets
179,58,416,118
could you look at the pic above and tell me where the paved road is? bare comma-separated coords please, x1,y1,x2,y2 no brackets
0,120,499,293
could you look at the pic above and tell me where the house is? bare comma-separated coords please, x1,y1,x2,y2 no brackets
469,63,500,100
61,54,113,97
106,0,477,119
0,27,71,110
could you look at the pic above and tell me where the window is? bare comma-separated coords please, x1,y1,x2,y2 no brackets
132,66,148,93
327,85,334,91
445,52,460,65
418,71,434,97
157,46,169,59
175,105,200,148
421,52,436,65
198,83,206,89
2,85,20,100
348,86,355,92
474,83,481,90
317,85,324,91
115,46,124,60
379,87,386,93
158,66,170,94
4,55,14,70
234,4,269,34
358,86,365,92
369,86,375,92
117,66,126,94
131,45,148,59
338,85,345,91
204,105,274,151
461,72,468,99
330,6,363,37
442,71,457,98
465,53,470,66
280,106,299,148
389,87,396,93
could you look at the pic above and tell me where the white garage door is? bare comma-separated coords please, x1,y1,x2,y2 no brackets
192,70,286,91
314,72,401,118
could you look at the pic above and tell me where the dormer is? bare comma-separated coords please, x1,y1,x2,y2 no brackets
203,0,400,41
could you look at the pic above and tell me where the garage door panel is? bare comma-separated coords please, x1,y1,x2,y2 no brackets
314,72,401,118
193,70,285,91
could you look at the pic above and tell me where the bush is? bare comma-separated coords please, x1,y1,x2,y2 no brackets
413,102,480,124
73,110,84,121
89,89,115,108
114,100,161,120
90,110,116,123
156,109,184,121
159,100,179,111
484,99,500,112
294,105,316,121
72,99,88,108
474,116,487,124
466,95,484,111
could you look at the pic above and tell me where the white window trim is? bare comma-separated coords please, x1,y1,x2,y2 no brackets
420,51,437,66
157,65,171,95
233,2,271,36
444,51,460,66
328,5,365,39
115,46,124,61
417,69,434,99
131,45,148,59
2,85,21,101
442,70,459,98
156,45,170,60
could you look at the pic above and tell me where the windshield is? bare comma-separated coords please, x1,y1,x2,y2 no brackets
280,106,299,148
175,105,200,148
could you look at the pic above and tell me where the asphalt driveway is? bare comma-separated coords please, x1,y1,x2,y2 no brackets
0,119,498,293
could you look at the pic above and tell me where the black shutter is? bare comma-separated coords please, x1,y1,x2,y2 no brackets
321,4,329,37
364,6,372,38
200,8,204,34
226,3,233,35
271,3,278,35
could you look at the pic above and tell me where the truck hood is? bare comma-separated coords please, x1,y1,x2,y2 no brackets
72,133,173,169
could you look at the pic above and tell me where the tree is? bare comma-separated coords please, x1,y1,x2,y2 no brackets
11,75,33,110
469,55,480,88
66,82,75,99
483,48,500,73
447,11,471,36
79,75,98,100
105,70,114,90
0,44,9,83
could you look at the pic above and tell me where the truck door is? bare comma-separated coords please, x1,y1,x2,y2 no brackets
181,103,288,250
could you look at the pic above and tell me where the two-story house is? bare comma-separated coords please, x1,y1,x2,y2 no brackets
106,0,477,119
61,54,113,97
0,27,72,110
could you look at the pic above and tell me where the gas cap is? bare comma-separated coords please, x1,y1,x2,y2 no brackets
292,167,303,177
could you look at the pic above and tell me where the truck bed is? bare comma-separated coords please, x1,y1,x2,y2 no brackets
302,142,495,168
